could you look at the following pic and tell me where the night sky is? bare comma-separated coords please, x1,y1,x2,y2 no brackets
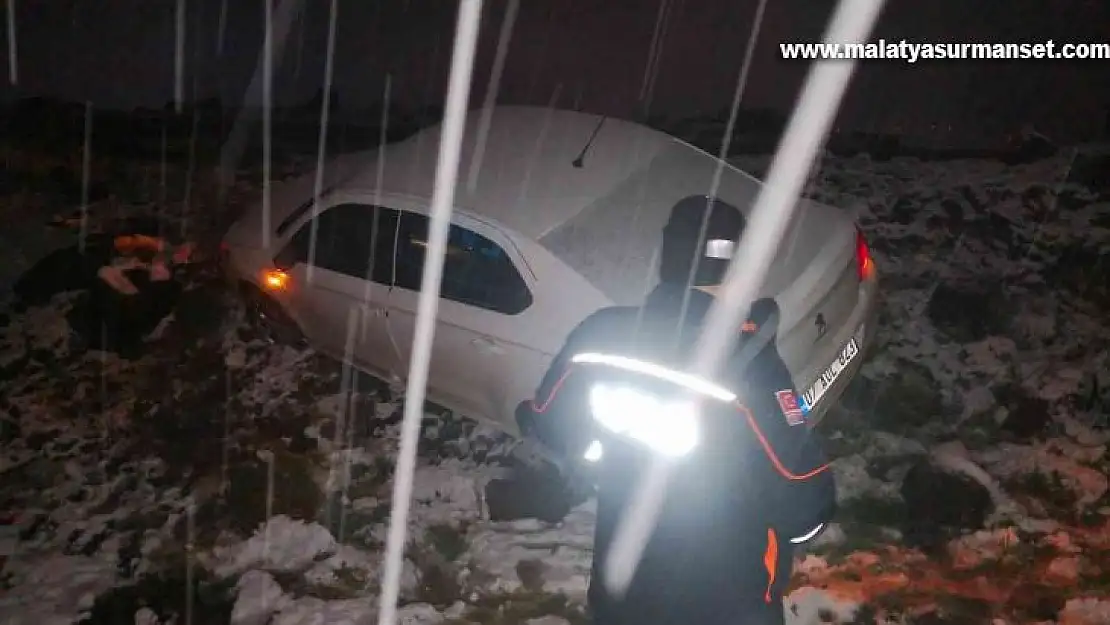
2,0,1108,145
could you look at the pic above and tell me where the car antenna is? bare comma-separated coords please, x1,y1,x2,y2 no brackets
572,116,607,168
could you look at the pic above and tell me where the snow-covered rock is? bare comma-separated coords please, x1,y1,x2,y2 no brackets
364,459,499,546
832,455,899,502
443,601,467,620
461,501,595,597
931,441,1020,519
0,554,118,625
271,596,374,625
410,460,486,522
270,598,442,625
1044,555,1081,585
210,515,337,577
1059,416,1110,447
134,607,160,625
1041,530,1082,554
901,457,993,543
303,544,377,587
1059,598,1110,625
396,603,445,625
976,441,1109,506
947,528,1019,569
232,570,289,625
526,617,572,625
785,587,859,625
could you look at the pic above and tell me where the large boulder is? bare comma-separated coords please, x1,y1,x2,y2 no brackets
926,282,1013,343
484,463,581,524
900,458,993,550
997,389,1051,441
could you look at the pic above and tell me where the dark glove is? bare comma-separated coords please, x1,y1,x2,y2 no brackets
514,400,599,497
485,466,577,523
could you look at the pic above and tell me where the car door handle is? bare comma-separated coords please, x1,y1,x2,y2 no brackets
471,337,505,354
359,304,388,318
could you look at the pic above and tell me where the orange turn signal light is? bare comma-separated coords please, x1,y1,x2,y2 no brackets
262,268,290,291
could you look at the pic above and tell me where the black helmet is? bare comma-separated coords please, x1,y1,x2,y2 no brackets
659,195,747,286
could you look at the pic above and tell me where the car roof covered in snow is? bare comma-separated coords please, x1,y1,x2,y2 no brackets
345,106,682,239
344,106,777,304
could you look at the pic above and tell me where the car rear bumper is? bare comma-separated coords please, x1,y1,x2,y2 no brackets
801,275,881,427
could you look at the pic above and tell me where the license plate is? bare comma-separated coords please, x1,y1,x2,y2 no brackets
802,337,860,410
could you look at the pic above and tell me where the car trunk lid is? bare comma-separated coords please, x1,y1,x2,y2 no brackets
763,197,863,373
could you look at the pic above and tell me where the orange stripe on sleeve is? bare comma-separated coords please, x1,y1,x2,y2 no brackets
763,527,779,603
734,402,830,481
529,366,576,413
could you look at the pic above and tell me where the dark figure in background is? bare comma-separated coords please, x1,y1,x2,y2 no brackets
515,196,836,625
70,235,193,357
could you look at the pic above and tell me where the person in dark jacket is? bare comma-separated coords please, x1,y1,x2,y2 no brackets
515,195,836,625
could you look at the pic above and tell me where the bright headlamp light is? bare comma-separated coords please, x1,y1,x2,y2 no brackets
588,384,700,458
571,353,737,459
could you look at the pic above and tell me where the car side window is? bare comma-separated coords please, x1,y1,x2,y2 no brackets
279,203,398,284
391,212,533,315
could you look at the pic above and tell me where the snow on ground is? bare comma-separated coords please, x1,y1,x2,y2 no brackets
1,145,1109,625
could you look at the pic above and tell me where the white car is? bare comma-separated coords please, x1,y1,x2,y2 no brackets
221,106,880,434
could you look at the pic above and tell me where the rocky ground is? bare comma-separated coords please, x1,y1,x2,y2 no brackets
1,144,1109,625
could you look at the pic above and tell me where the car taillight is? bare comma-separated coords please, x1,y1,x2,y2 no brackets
219,241,230,266
855,227,876,282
